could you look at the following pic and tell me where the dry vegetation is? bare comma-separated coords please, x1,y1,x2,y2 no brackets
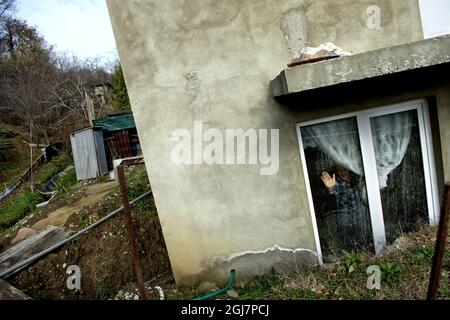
165,225,450,300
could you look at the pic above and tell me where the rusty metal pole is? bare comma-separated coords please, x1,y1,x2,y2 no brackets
117,165,147,300
427,183,450,300
29,122,33,192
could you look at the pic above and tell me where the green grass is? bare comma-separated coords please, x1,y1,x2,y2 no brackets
1,146,72,188
235,274,285,300
337,250,360,273
0,154,73,232
0,136,36,186
102,166,151,209
54,168,77,197
410,245,435,262
33,154,73,185
0,162,24,187
36,290,49,300
0,187,43,230
125,166,151,209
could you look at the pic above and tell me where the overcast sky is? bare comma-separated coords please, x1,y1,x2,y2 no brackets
16,0,117,64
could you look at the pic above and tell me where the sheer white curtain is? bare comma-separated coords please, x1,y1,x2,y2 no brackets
302,118,363,176
301,113,413,189
371,111,413,189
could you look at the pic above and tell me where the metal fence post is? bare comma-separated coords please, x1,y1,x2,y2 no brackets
117,164,147,300
427,182,450,300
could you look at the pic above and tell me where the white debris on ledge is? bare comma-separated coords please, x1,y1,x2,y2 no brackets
318,42,353,56
288,42,352,68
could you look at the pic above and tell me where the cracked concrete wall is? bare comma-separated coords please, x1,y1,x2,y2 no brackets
106,0,424,286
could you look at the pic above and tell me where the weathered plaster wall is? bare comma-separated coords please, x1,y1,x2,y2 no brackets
303,0,423,54
106,0,424,286
436,88,450,183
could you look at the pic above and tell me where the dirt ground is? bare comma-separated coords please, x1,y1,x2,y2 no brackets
11,181,118,244
6,181,174,300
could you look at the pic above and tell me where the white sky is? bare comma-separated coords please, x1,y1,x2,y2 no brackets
418,0,450,38
16,0,118,65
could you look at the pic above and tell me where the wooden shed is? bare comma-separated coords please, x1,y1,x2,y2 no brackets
92,112,141,170
70,127,108,181
69,112,141,181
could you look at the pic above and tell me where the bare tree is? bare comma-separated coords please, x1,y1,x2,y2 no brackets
47,55,112,133
0,17,113,145
0,0,15,19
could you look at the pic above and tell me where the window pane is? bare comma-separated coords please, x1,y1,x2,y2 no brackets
370,110,428,244
300,117,373,259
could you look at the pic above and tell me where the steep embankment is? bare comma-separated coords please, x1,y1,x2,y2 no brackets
1,166,173,300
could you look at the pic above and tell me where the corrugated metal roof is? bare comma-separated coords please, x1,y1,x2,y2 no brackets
92,113,136,133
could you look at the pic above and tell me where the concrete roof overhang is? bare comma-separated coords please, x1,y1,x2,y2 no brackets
271,35,450,105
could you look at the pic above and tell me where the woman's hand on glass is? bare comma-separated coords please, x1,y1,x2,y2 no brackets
321,171,336,193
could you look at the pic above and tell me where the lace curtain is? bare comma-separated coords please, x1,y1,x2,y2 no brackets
302,112,413,189
371,112,413,188
302,118,364,176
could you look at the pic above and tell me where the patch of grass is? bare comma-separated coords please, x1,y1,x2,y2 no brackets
0,188,43,230
0,162,23,187
77,214,92,229
438,279,450,299
97,174,110,184
236,274,283,300
98,167,150,207
125,166,151,209
106,186,120,198
410,245,435,263
0,136,41,186
337,250,361,274
33,154,72,185
379,262,401,282
35,290,49,300
54,168,77,197
96,278,117,300
67,236,81,246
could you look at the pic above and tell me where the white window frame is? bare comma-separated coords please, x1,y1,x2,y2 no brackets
296,99,440,264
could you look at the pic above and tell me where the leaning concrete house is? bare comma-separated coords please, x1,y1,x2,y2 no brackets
106,0,450,286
